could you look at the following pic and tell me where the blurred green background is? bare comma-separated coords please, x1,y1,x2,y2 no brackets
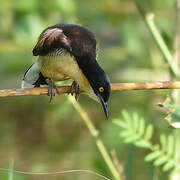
0,0,178,179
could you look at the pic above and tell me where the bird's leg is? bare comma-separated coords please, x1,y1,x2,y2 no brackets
75,83,80,101
68,81,80,101
68,81,76,95
47,78,60,102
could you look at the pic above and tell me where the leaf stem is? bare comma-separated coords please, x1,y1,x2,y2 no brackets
68,96,121,180
134,0,180,78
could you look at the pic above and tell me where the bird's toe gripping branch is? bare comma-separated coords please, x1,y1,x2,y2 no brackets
68,81,80,101
47,79,80,102
47,79,60,102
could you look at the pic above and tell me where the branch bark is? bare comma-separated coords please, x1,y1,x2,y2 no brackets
1,81,180,98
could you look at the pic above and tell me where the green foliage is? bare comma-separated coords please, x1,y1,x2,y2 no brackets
114,110,180,173
145,134,180,172
114,110,153,148
159,97,180,128
0,0,179,179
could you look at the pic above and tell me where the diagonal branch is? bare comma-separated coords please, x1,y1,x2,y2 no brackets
1,81,180,98
133,0,180,78
173,0,180,66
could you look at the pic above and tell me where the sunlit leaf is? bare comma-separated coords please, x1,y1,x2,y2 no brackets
173,138,180,159
120,131,134,137
113,120,128,129
132,112,139,131
160,134,166,152
167,135,174,157
134,140,151,148
172,165,180,173
124,135,140,143
154,155,168,166
122,110,132,126
144,124,153,141
138,118,145,136
145,151,162,162
163,160,174,171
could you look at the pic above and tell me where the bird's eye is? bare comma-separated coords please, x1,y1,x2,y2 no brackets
99,87,104,92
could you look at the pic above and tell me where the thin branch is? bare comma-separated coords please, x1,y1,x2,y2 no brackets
173,0,180,66
1,81,180,98
171,0,180,104
69,96,121,180
111,150,125,180
133,0,180,78
0,86,75,98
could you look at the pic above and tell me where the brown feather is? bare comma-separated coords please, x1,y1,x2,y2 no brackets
33,28,71,56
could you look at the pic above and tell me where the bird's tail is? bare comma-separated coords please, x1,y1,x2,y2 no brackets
21,61,47,88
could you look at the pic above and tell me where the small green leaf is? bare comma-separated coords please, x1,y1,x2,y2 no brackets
160,134,166,152
122,110,132,126
144,124,153,141
138,118,145,136
145,150,162,162
124,135,140,143
174,138,180,159
172,165,180,173
120,130,134,137
154,155,168,166
132,112,139,131
163,161,174,172
134,140,151,148
113,120,128,129
167,135,174,156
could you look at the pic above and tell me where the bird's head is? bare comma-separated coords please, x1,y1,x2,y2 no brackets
89,70,111,119
77,55,111,119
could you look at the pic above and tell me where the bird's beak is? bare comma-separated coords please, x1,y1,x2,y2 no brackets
98,94,109,119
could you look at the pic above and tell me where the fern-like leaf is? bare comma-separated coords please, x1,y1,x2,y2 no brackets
113,110,153,149
145,134,180,172
114,110,180,173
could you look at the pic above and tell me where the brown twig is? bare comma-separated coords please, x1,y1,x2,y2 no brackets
1,81,180,98
111,150,125,180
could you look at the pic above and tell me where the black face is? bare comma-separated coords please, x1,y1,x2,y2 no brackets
94,73,111,102
75,51,111,118
92,72,111,118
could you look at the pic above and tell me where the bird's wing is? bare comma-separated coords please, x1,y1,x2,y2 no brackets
32,27,71,56
21,61,47,88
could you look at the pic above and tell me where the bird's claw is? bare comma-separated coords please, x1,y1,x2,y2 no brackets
48,79,60,102
68,81,80,101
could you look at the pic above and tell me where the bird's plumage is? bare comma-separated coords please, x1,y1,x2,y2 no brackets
22,24,111,118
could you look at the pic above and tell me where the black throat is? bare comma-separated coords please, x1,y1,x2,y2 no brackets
75,54,106,92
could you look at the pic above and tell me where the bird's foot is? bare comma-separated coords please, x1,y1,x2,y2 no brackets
47,79,60,102
68,81,80,101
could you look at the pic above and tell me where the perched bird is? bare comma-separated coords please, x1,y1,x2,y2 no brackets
22,24,111,118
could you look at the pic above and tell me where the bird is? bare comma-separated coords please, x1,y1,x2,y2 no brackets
21,24,111,118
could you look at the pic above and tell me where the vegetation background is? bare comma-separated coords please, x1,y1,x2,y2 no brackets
0,0,179,179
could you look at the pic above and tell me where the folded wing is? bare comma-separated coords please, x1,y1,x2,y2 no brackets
32,27,71,56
